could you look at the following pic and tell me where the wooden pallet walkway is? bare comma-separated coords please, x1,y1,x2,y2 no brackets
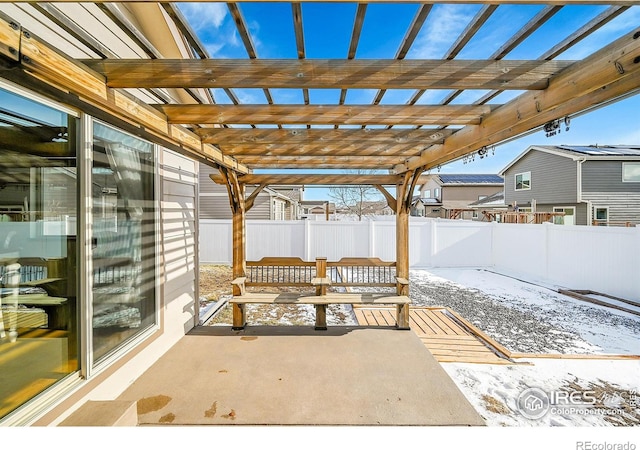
354,306,514,365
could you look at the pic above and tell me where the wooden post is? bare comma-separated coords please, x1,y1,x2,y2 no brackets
315,257,327,330
394,168,424,329
220,167,247,330
315,257,327,296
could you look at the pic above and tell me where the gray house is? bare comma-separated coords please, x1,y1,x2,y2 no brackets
501,145,640,226
413,174,504,220
199,163,302,220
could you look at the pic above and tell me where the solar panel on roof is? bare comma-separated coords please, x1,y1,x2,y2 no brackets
558,146,640,156
439,174,503,184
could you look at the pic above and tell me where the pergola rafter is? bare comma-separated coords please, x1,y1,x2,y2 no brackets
85,58,573,90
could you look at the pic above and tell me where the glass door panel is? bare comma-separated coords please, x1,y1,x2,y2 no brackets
91,122,156,362
0,87,79,419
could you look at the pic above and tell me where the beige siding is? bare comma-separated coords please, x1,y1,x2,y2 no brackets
419,177,442,199
161,149,198,332
442,185,502,203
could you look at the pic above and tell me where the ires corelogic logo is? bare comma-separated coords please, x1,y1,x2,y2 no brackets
517,387,551,419
516,387,634,420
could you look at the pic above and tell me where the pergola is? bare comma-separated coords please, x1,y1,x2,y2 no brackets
1,1,639,297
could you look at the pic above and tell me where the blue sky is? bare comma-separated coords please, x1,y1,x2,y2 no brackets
178,2,640,200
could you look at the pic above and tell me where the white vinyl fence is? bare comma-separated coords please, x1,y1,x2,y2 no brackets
199,219,640,301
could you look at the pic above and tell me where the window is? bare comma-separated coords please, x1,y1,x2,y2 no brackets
478,195,487,201
515,172,531,190
622,163,640,182
272,199,285,220
0,86,79,419
434,188,440,199
594,207,609,226
553,207,575,225
422,189,431,199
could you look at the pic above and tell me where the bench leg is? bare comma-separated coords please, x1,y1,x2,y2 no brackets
315,304,327,331
396,304,410,330
232,303,246,330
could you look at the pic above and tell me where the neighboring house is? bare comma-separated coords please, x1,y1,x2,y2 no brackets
413,174,504,220
300,200,336,220
468,191,508,221
501,145,640,226
199,163,302,220
358,201,394,216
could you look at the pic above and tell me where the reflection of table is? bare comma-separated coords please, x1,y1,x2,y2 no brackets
0,293,68,330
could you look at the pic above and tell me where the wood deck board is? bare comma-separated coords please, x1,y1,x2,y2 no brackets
419,310,453,335
371,308,395,326
357,306,511,364
410,310,442,335
428,310,468,335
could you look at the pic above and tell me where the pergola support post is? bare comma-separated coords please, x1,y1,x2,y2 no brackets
219,167,247,329
394,168,424,329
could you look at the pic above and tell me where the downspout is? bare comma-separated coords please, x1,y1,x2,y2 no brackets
577,158,591,225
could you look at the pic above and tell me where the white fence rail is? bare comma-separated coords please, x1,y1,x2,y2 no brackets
199,219,640,301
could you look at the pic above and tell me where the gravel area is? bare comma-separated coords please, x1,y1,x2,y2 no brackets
409,268,640,355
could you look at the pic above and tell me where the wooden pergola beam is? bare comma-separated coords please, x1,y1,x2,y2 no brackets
395,27,640,173
374,185,397,212
157,104,493,126
85,59,572,90
233,155,406,169
210,174,403,186
196,127,453,144
220,143,430,157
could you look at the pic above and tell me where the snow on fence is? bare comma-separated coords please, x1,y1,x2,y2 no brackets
199,219,640,302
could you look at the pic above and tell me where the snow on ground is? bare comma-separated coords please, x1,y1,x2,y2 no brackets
409,268,640,427
410,268,640,355
442,359,640,426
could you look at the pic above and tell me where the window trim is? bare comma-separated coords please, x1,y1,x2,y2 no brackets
593,206,609,225
622,162,640,183
514,171,531,191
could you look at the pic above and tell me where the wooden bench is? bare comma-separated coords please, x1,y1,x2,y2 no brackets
230,257,410,330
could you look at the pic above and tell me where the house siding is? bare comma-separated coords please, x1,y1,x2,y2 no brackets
419,177,442,200
198,163,221,193
582,193,640,224
199,188,271,220
160,149,198,335
442,185,502,203
504,150,578,206
582,160,640,193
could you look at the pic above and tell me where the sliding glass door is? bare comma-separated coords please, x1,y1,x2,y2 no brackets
91,122,157,362
0,86,79,418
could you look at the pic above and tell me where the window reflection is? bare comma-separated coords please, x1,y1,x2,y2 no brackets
91,123,156,362
0,88,78,419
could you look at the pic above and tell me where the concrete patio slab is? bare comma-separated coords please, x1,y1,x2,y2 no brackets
117,326,485,426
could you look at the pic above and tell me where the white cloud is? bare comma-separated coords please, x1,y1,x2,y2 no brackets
178,3,228,32
411,5,480,59
558,7,640,60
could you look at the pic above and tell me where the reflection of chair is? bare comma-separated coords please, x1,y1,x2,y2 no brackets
0,262,21,342
92,220,142,328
